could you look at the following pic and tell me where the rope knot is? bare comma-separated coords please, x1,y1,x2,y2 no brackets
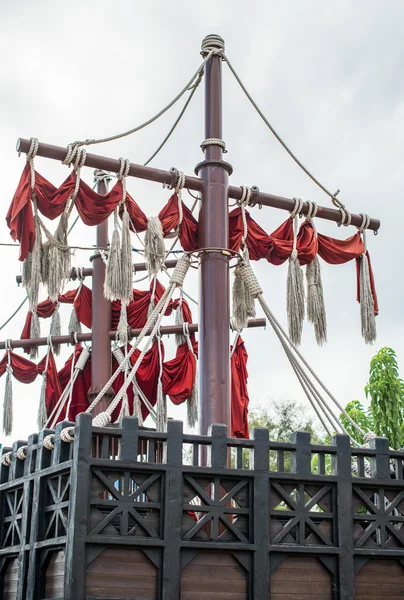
171,254,191,287
200,138,227,153
17,446,27,461
200,34,225,57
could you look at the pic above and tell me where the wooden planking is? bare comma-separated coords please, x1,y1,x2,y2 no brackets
271,556,332,599
3,558,18,600
44,550,65,599
181,552,247,600
85,548,157,599
355,559,404,599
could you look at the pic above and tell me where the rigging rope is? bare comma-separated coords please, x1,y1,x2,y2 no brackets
221,54,347,212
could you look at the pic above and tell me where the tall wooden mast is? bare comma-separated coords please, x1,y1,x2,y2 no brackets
197,35,233,435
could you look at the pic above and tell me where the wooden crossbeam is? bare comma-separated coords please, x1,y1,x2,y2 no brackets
16,137,380,231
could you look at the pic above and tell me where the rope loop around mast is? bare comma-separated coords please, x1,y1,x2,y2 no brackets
200,34,225,57
200,138,227,153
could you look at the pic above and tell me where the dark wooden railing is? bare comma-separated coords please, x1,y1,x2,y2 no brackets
1,414,404,599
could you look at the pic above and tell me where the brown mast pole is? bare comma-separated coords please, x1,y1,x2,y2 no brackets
87,171,113,414
196,35,232,434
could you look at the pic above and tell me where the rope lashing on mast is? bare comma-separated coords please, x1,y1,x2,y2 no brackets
54,254,191,441
305,201,327,346
357,213,376,344
234,257,373,445
232,186,256,331
287,198,305,346
200,138,227,153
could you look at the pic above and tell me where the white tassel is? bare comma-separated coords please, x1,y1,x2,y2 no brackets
287,249,305,346
48,212,70,301
30,310,41,360
156,383,167,432
37,373,48,430
306,256,327,346
41,241,50,286
117,304,129,346
175,304,186,347
68,305,82,336
22,252,32,289
144,216,165,275
132,383,144,426
232,250,256,331
50,305,61,355
3,366,13,436
359,252,376,344
26,214,43,310
120,206,133,304
187,368,198,429
104,215,122,301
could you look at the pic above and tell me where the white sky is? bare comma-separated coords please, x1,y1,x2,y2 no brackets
0,0,403,445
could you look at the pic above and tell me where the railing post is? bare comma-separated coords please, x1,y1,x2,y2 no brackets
369,437,390,479
64,413,93,600
16,433,37,600
251,427,270,599
26,428,54,600
332,434,354,600
162,420,183,600
120,416,140,460
291,431,311,476
208,424,228,468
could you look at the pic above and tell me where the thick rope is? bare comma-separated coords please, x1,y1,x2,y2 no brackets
222,54,349,213
200,138,227,153
86,255,191,418
237,259,370,441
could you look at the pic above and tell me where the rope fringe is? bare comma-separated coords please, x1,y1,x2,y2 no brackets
47,212,71,301
287,250,305,346
30,310,41,360
3,365,13,436
104,212,122,301
37,373,48,430
120,206,133,304
360,252,376,344
306,256,327,345
68,305,82,336
144,217,165,276
50,305,61,355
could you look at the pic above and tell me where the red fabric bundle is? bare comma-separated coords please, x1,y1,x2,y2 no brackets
21,289,77,350
158,193,199,252
7,166,147,260
231,336,250,439
56,345,92,420
162,343,197,405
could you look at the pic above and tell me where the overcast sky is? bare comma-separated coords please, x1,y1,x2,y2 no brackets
0,0,403,445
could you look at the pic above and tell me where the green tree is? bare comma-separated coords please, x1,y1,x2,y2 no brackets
341,347,404,449
248,398,324,443
247,399,325,472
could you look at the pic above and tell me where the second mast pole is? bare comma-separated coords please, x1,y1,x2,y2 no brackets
197,35,232,435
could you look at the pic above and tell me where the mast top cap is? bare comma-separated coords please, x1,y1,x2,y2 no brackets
201,34,225,56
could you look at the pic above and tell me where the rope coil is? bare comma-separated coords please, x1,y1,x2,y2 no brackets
1,452,12,466
43,434,55,450
16,446,27,461
200,138,227,153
